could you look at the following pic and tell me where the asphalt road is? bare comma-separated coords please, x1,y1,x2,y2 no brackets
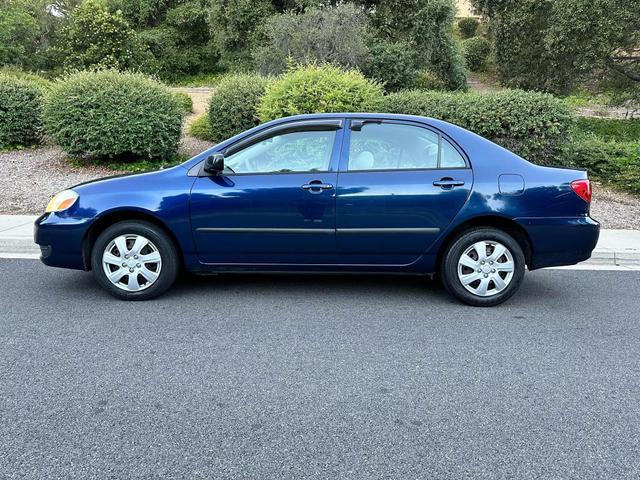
1,259,639,479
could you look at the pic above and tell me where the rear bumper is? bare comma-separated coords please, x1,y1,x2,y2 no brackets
34,213,92,270
515,216,600,270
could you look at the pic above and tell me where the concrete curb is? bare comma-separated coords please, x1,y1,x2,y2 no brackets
1,215,639,269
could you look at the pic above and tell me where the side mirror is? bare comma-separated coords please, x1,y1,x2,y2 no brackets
203,153,224,175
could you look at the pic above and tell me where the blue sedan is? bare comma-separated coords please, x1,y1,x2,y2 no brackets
35,113,599,306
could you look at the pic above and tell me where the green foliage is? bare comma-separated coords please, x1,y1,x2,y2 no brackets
0,74,44,148
559,134,640,195
367,0,467,91
363,40,417,93
463,36,491,72
254,4,370,75
44,70,183,160
137,27,218,79
188,113,215,141
208,73,271,142
382,89,573,164
52,0,151,71
0,67,52,91
170,73,224,87
259,64,384,122
575,117,640,143
458,17,479,39
209,0,275,69
415,69,449,90
0,0,42,70
173,91,193,113
474,0,640,93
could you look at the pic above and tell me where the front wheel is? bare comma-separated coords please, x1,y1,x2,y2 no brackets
440,228,525,307
91,220,179,300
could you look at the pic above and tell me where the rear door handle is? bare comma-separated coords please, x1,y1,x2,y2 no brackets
301,181,334,193
433,178,465,188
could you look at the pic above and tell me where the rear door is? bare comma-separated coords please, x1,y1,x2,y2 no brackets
190,120,343,265
335,119,473,265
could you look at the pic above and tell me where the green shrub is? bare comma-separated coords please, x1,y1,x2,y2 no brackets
259,65,384,122
463,37,491,72
44,71,182,160
458,18,479,39
415,69,449,91
188,113,215,141
0,75,44,148
208,73,271,143
382,89,573,165
575,117,640,143
363,40,417,92
559,135,640,195
173,91,193,114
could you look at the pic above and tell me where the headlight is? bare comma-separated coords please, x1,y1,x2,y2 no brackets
45,189,78,213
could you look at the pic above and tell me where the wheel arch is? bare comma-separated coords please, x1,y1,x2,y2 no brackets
81,209,184,271
435,215,533,271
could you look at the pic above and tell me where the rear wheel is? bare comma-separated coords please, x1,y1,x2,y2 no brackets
90,220,179,300
440,228,525,306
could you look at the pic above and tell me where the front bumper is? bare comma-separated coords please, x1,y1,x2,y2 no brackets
34,213,93,270
515,215,600,270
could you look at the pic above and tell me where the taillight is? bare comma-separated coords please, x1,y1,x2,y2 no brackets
571,179,592,203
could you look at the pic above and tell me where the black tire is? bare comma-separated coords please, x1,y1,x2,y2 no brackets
90,220,179,300
440,227,525,307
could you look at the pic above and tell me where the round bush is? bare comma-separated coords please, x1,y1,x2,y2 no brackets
188,113,214,141
458,18,479,39
382,89,573,165
44,71,182,160
363,40,417,92
463,37,491,72
208,73,271,143
0,75,44,148
259,65,384,122
173,91,193,114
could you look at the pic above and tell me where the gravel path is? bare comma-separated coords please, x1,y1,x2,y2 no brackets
0,146,125,214
590,182,640,230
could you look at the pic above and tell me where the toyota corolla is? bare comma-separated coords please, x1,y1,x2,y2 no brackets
35,113,599,306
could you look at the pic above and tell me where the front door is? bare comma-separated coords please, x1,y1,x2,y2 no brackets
336,120,473,265
190,121,343,265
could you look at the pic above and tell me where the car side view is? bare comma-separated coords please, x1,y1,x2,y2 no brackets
35,113,600,306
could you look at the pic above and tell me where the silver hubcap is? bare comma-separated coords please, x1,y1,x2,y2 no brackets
102,234,162,292
457,240,515,297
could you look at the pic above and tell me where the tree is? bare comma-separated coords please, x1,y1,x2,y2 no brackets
254,3,370,75
0,1,40,69
361,0,467,90
472,0,640,93
52,0,151,71
209,0,275,68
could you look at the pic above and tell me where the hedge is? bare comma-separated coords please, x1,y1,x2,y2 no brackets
382,89,573,165
208,73,270,143
259,64,384,122
44,71,183,160
0,75,44,148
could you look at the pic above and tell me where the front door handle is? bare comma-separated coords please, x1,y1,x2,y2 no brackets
433,178,465,188
301,180,334,193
